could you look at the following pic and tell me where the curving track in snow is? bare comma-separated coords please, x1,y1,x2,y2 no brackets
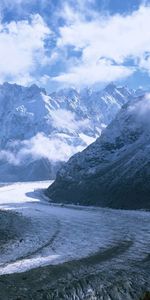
0,181,150,275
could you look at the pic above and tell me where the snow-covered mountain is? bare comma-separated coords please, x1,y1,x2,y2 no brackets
0,82,136,181
47,94,150,210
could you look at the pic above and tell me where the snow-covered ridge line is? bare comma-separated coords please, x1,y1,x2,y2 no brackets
0,82,137,182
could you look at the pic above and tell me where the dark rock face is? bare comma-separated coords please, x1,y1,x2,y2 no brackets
141,292,150,300
47,95,150,210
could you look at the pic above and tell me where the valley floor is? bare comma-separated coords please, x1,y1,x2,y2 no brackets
0,181,149,299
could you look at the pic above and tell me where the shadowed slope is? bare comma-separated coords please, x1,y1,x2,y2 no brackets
47,95,150,209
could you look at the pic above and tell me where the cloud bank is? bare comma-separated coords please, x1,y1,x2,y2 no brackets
0,14,51,85
0,133,85,166
1,1,150,88
53,4,150,86
129,93,150,125
51,109,90,131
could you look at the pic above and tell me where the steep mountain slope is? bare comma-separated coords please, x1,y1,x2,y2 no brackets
47,94,150,210
0,82,134,181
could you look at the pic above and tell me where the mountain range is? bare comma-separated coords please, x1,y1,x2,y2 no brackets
0,82,136,182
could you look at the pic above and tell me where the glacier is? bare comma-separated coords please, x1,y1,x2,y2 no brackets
0,181,149,299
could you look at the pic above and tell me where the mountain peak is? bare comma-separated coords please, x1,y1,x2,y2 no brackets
104,82,117,92
1,82,22,89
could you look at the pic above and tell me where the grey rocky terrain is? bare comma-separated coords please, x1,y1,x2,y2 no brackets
47,94,150,210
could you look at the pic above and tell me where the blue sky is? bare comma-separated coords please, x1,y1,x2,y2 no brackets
0,0,150,91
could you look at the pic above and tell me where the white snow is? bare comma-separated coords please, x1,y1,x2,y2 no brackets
79,133,97,145
0,181,50,204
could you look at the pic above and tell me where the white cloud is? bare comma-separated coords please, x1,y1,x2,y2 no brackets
58,1,96,24
0,133,85,165
54,4,150,86
139,54,150,74
0,14,51,84
128,93,150,125
20,133,84,162
54,59,134,86
0,150,20,165
58,5,150,61
50,109,90,131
